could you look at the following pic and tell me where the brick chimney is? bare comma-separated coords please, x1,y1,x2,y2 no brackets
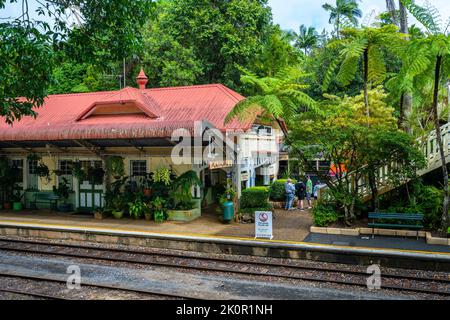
136,68,148,90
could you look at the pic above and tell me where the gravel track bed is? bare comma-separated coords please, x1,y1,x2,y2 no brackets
1,235,449,281
0,275,177,300
2,248,447,300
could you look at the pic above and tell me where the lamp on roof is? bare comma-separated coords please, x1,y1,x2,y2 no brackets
136,67,148,90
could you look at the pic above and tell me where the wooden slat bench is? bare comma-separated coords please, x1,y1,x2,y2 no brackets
31,192,60,211
368,212,424,240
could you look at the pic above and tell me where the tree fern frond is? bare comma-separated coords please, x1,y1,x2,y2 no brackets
240,75,271,94
400,0,441,34
260,95,284,119
322,58,340,91
336,54,360,86
367,45,387,84
225,96,264,124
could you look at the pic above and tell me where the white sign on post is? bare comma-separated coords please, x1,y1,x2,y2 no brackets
255,211,273,240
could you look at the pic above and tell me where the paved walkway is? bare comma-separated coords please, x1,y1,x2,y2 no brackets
0,209,313,242
304,233,450,253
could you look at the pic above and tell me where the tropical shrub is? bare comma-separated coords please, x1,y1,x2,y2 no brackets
240,187,270,209
312,203,340,227
105,156,125,178
128,195,149,219
269,179,297,201
418,186,443,230
170,170,202,210
152,196,168,223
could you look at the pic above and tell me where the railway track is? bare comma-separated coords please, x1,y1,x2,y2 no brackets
0,287,66,300
0,272,193,300
0,237,449,298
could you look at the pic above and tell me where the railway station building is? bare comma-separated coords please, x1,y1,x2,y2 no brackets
0,70,283,215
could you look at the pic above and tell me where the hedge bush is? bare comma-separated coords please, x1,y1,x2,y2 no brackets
312,204,339,227
240,187,270,209
385,185,443,230
269,179,297,201
239,204,274,215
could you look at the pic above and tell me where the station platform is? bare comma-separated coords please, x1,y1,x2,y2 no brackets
1,210,450,271
0,209,312,242
305,233,450,254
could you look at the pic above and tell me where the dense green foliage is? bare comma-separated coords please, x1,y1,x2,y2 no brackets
1,0,450,229
240,187,270,209
143,0,273,90
0,25,53,123
312,203,340,227
380,183,444,230
0,0,153,119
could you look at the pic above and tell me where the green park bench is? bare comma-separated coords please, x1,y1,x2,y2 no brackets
31,192,60,211
368,212,424,240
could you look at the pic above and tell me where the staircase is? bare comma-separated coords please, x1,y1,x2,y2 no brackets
332,123,450,203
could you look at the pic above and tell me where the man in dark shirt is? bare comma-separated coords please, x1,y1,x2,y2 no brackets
295,180,306,211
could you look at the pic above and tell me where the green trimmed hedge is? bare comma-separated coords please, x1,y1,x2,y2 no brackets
269,179,297,201
239,204,273,215
240,187,270,209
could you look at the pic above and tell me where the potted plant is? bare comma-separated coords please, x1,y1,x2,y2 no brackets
151,197,167,223
36,162,51,183
11,186,24,211
53,178,73,212
144,204,152,221
143,174,153,197
152,167,172,186
111,194,125,219
128,194,147,220
93,207,106,220
166,171,202,222
72,161,87,181
106,156,125,179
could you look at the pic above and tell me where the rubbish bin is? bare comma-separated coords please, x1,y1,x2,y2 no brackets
222,201,234,224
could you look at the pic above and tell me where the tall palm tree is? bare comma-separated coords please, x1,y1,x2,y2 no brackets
322,0,363,38
400,0,450,230
294,25,319,55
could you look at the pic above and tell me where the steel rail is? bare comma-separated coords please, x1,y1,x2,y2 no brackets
0,238,449,297
0,272,195,300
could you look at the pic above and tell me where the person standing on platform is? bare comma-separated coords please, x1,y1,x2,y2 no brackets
284,179,296,211
306,175,313,209
295,180,306,211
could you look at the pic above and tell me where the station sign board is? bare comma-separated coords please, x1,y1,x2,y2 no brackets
209,160,233,170
255,211,273,240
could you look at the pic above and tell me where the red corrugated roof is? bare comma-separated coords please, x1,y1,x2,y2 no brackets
0,84,252,142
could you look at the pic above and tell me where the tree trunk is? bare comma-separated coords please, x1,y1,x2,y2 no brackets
368,169,379,212
402,93,413,134
399,1,408,34
399,1,412,133
386,0,398,25
432,55,450,230
398,92,404,129
336,14,340,39
363,48,370,119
